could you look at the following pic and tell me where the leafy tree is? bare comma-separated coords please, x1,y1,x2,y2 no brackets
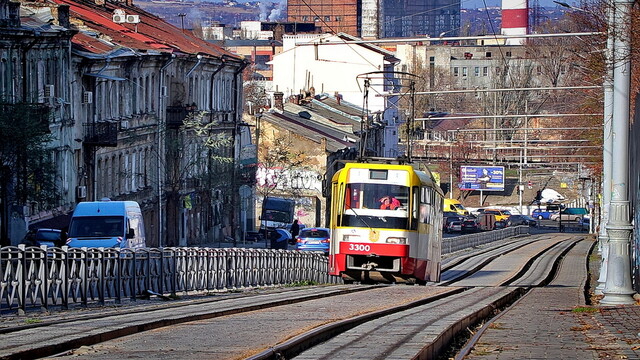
256,128,308,201
0,102,58,245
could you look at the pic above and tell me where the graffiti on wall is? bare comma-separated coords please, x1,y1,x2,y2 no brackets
256,167,322,192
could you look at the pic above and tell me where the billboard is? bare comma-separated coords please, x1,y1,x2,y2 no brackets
460,166,505,191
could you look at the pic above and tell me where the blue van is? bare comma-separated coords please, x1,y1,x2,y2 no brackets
66,199,146,248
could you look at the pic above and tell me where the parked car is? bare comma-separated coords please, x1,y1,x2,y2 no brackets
531,209,558,220
470,208,486,217
446,220,462,233
444,215,464,231
295,227,331,254
507,215,537,227
494,220,508,230
550,208,589,222
483,209,511,221
443,211,464,221
21,228,65,247
461,219,479,233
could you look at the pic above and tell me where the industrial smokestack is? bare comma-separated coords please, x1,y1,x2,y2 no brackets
501,0,528,45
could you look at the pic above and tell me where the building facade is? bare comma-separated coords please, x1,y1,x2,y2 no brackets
1,0,248,246
287,0,360,37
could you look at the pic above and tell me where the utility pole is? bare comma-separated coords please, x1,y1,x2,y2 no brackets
601,0,635,305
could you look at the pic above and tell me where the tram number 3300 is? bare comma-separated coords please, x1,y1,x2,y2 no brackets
348,244,371,252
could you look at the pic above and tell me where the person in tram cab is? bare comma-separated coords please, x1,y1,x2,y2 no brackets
379,195,401,210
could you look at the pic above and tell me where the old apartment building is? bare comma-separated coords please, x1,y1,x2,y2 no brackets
0,0,248,246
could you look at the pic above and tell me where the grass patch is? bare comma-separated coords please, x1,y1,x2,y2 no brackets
24,318,42,324
488,322,506,330
572,306,599,313
167,294,181,300
285,280,319,287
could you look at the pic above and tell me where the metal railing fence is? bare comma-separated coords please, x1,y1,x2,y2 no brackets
1,226,529,315
442,225,530,254
0,246,336,315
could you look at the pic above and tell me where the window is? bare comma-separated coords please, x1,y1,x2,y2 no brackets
324,16,331,22
482,66,488,76
474,67,479,76
486,52,492,58
506,51,512,57
335,16,342,21
462,67,468,76
302,16,308,21
453,67,459,76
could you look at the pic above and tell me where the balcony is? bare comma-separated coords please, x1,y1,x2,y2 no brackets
84,122,118,147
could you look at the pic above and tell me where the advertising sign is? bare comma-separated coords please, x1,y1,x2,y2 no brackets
460,166,505,191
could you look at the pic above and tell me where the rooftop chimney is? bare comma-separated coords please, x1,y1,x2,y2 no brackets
501,0,528,45
273,91,284,111
58,5,70,28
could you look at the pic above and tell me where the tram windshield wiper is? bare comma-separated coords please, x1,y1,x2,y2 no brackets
345,205,374,231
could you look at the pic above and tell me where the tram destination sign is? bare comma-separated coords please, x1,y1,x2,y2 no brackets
459,166,505,191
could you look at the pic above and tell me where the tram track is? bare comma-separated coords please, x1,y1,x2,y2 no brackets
252,234,586,360
0,234,587,360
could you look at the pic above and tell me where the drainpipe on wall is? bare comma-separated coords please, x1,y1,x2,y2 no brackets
157,54,175,247
231,58,249,246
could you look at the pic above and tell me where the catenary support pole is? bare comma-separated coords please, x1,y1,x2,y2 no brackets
601,0,636,305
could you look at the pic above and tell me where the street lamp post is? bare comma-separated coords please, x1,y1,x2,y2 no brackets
596,4,615,295
601,0,636,305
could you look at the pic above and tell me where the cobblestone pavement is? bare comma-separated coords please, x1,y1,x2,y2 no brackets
464,236,640,360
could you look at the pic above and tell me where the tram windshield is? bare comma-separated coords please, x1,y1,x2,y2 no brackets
341,183,410,228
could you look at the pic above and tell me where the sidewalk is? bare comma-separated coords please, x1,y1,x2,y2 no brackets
462,236,640,359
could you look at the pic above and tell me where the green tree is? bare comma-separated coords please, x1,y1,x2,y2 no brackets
0,102,58,245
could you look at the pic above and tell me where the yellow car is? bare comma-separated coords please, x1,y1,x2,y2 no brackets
482,209,511,222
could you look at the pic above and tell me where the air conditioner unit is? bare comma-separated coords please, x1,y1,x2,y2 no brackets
126,15,140,23
76,186,87,199
83,91,93,104
44,85,54,98
112,14,125,23
121,120,129,129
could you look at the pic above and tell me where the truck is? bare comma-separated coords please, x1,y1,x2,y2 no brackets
66,199,146,249
259,197,295,237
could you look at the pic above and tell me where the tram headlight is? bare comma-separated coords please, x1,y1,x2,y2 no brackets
385,237,407,244
342,234,361,242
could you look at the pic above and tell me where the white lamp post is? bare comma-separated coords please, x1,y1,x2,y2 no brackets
601,0,636,305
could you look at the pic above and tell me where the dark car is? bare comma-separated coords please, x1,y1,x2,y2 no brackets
493,220,508,230
443,211,463,220
21,228,65,247
461,219,479,233
296,227,330,254
507,215,537,227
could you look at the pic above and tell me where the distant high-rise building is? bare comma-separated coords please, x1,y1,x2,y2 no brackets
287,0,361,37
364,0,461,39
287,0,460,39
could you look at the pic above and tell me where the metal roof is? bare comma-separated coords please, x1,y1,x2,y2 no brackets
53,0,242,60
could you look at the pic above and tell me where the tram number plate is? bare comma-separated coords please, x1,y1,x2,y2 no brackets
347,243,371,252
